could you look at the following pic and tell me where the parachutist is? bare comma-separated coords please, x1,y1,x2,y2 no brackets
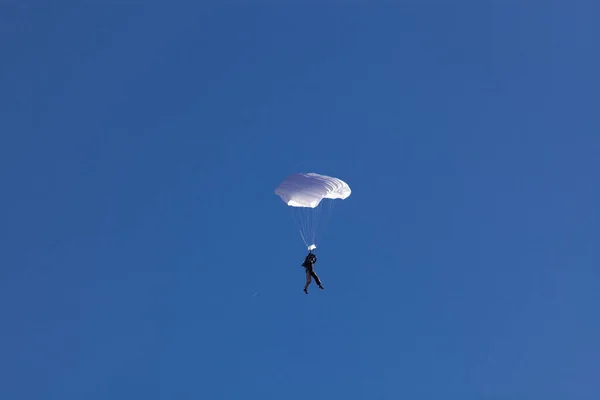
302,252,323,294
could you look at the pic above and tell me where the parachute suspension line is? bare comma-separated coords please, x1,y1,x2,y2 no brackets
290,207,310,248
311,199,335,248
290,207,313,249
316,199,336,245
308,205,317,246
313,200,326,245
306,207,316,247
288,200,337,250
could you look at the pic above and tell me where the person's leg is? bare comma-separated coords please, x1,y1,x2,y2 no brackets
304,270,312,293
311,271,323,289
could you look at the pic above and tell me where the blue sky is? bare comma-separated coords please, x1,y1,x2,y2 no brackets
1,2,599,399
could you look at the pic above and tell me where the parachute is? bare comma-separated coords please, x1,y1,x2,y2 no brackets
275,172,351,250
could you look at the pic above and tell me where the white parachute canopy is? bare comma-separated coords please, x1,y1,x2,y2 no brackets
275,172,351,250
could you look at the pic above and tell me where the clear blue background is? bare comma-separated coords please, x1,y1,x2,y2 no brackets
1,2,599,399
